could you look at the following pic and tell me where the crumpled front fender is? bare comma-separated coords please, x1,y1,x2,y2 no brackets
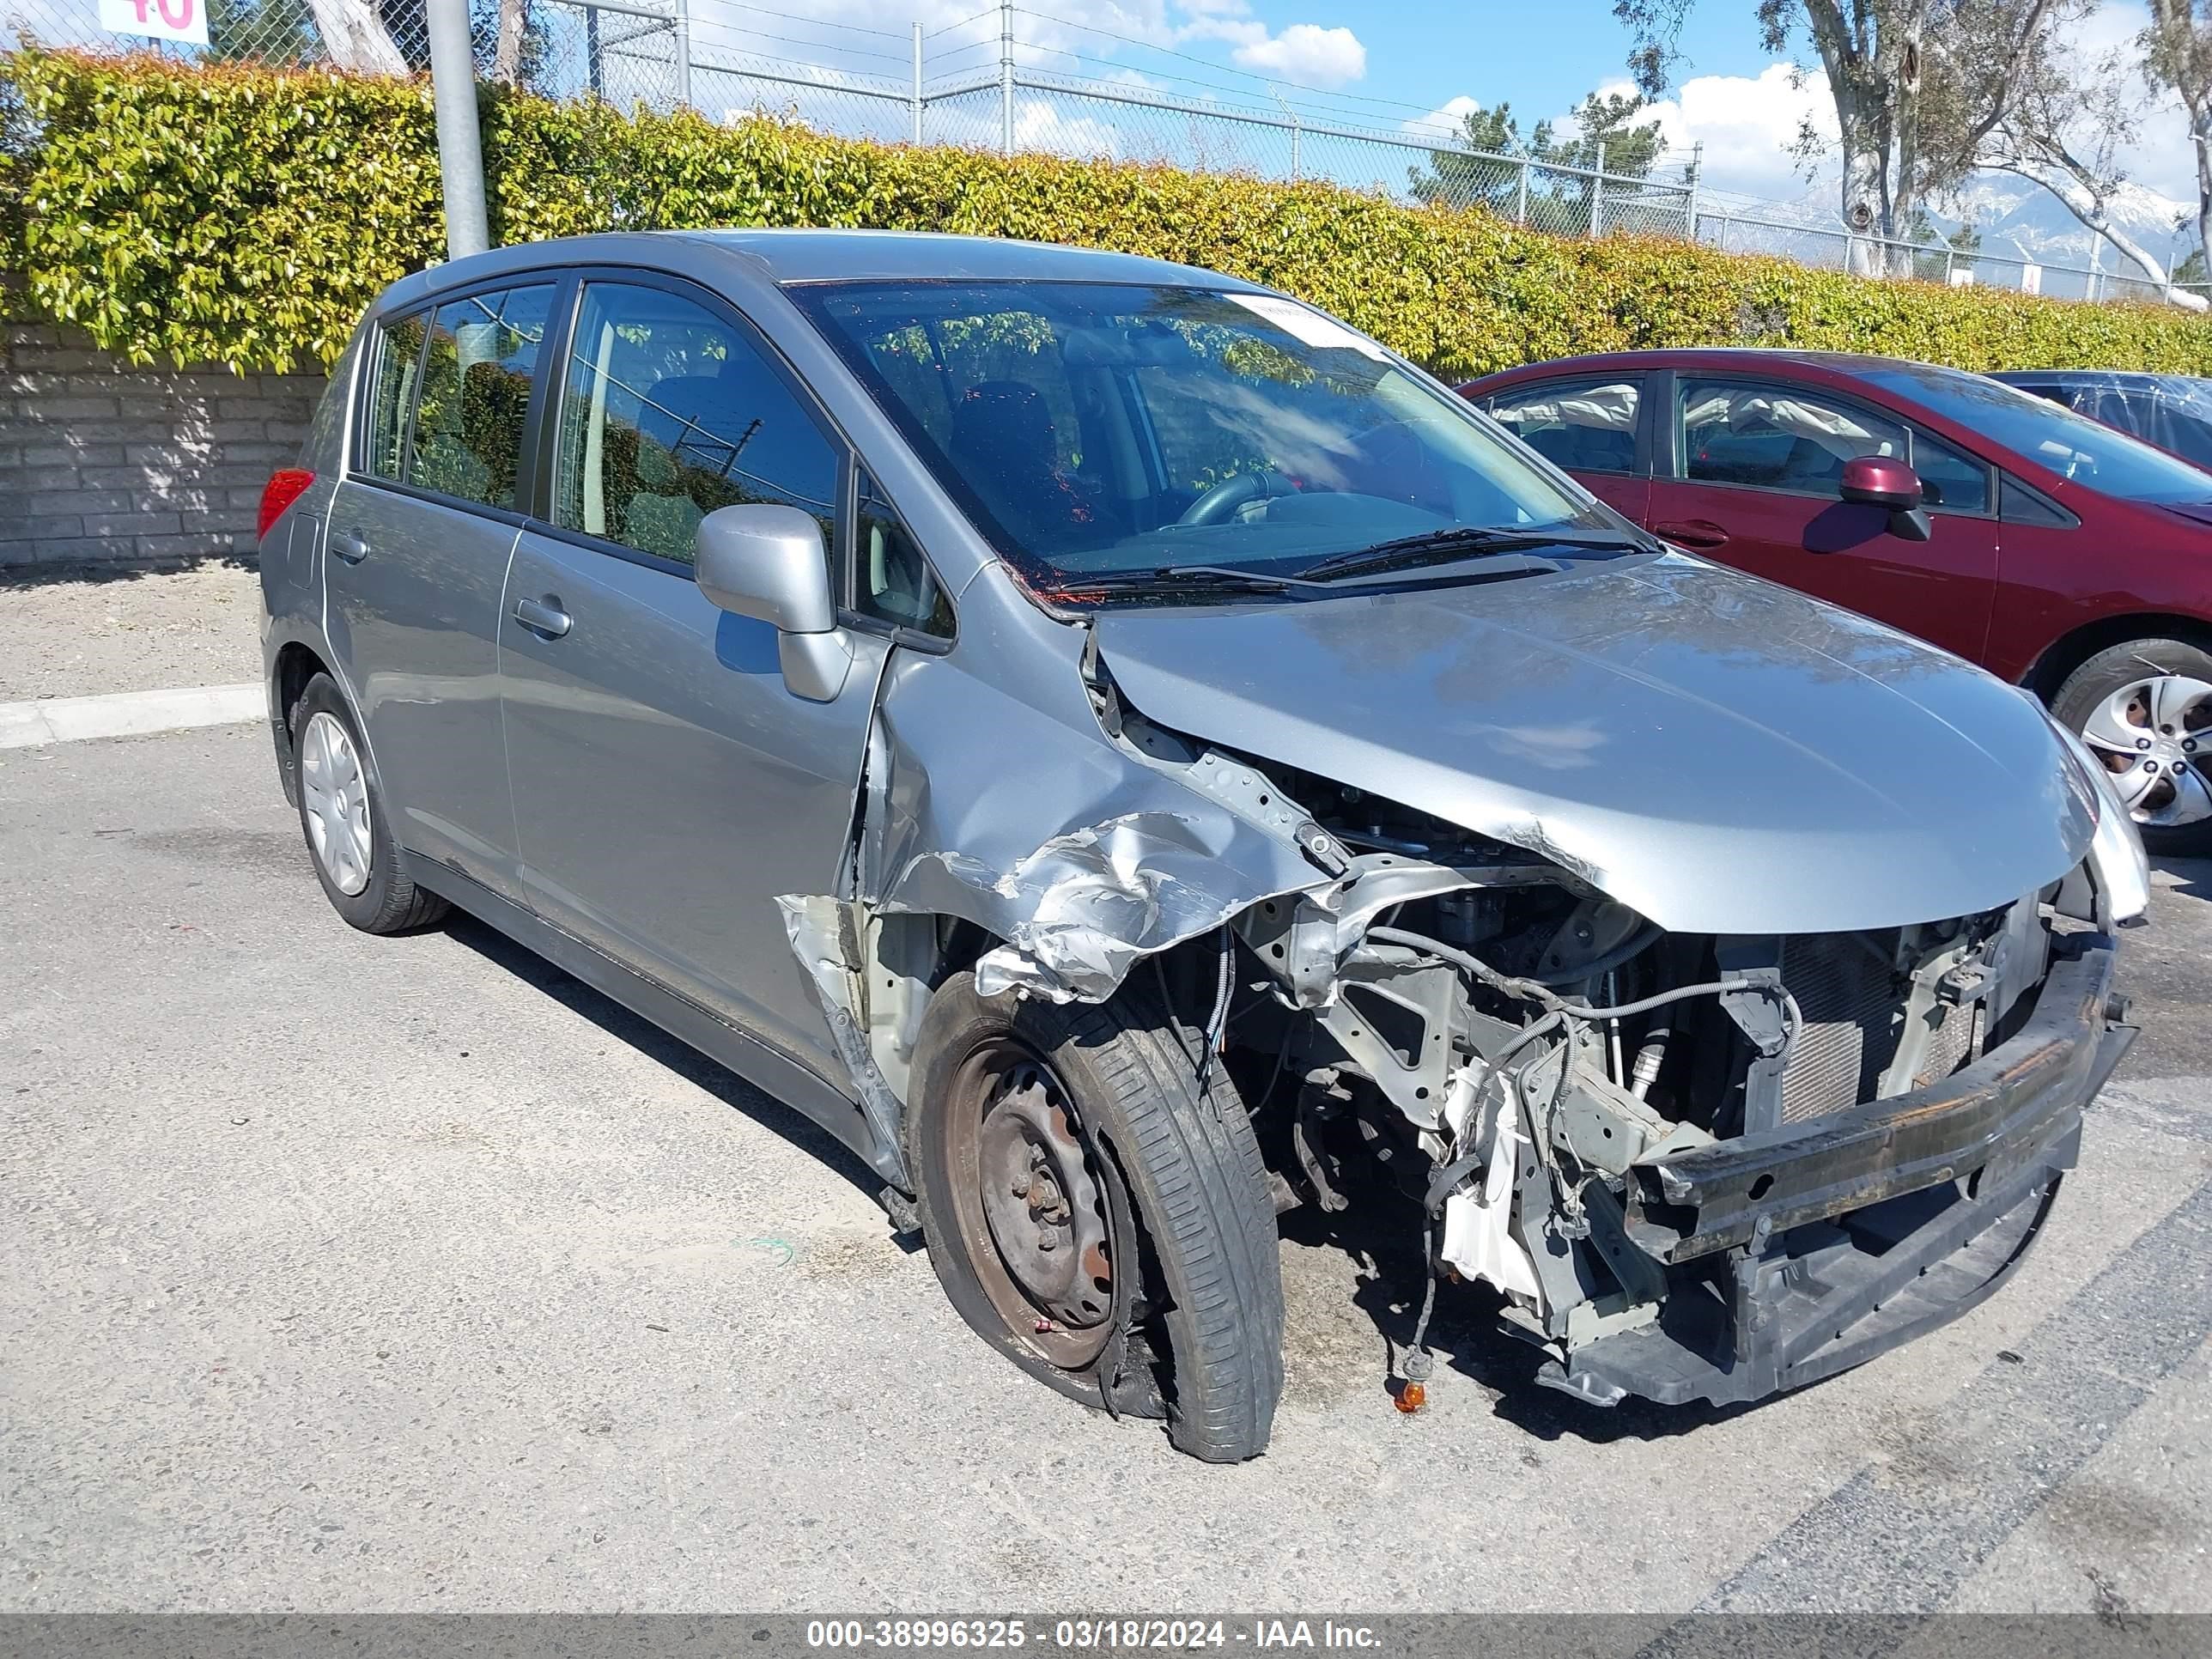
850,649,1345,1001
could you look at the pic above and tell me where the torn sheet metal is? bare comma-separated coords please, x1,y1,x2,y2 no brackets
854,649,1336,1004
775,893,912,1182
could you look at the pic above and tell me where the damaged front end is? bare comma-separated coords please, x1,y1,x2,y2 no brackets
780,615,2138,1413
1222,759,2136,1407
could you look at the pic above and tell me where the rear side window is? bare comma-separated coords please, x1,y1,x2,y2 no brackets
406,286,556,509
553,282,842,565
364,313,427,480
1486,379,1641,476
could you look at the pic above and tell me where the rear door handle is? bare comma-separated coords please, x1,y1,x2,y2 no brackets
331,529,370,564
1652,519,1730,550
513,594,572,639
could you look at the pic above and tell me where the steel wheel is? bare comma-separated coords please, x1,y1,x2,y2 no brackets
943,1041,1122,1370
299,708,373,896
2076,672,2212,830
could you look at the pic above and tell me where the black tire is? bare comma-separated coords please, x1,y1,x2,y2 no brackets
907,971,1285,1462
2051,639,2212,857
287,672,449,934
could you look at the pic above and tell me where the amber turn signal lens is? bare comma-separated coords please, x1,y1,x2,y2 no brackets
1395,1382,1426,1413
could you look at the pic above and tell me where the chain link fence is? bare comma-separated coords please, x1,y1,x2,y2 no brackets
3,0,2198,309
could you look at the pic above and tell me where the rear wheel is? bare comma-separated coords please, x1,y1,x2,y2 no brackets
907,972,1284,1462
2052,640,2212,856
289,673,449,934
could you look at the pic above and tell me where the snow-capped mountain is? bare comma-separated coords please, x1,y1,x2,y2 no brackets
1934,177,2197,270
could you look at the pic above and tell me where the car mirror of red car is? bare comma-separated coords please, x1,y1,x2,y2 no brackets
1838,456,1932,542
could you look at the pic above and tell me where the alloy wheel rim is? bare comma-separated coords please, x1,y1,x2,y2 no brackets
300,710,374,896
2077,673,2212,830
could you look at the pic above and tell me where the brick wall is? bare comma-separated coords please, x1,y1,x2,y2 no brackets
0,321,326,569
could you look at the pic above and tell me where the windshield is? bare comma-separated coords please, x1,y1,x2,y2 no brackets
789,281,1628,595
1858,366,2212,503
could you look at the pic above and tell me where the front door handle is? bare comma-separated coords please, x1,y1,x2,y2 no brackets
1652,519,1730,550
331,529,370,564
513,595,572,639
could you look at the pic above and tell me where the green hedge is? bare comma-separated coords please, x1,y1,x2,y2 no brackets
6,46,2212,376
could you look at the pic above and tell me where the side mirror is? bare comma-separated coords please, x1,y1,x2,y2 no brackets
1838,456,1931,542
695,503,853,702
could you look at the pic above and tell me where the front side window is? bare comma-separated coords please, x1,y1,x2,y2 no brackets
1680,380,1910,494
1679,379,1989,513
854,470,953,637
363,312,427,480
1486,379,1642,476
790,282,1616,596
406,285,556,509
553,282,842,566
1901,425,1990,514
1856,365,2212,505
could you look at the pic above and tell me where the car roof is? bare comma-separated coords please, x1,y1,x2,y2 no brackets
1465,347,1996,385
672,228,1251,288
377,228,1262,316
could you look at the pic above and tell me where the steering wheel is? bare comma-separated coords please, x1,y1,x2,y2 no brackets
1178,469,1299,527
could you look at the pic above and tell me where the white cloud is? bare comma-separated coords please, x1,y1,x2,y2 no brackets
1227,21,1366,86
1180,15,1367,88
1402,94,1482,141
1627,64,1837,205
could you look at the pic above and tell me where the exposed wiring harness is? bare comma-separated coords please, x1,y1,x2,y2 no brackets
1369,923,1805,1395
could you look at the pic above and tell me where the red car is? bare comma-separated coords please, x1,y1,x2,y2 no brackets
1461,349,2212,852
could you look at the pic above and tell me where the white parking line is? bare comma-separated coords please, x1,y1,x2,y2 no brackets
0,682,266,750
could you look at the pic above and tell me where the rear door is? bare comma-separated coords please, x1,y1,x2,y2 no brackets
1479,373,1651,523
496,275,900,1079
323,283,556,898
1643,374,2002,663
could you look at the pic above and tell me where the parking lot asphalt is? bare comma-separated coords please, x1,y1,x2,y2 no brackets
3,724,2209,1614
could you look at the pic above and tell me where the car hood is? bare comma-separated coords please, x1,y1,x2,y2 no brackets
1092,553,2096,936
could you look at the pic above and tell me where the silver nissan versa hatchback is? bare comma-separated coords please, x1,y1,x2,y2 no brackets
258,229,2146,1461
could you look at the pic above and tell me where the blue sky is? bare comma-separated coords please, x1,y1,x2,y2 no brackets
703,0,2197,225
1350,0,1764,127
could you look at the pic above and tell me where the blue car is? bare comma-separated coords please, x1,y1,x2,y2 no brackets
1992,369,2212,471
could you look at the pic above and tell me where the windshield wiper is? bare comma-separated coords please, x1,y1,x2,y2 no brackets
1045,565,1302,598
1297,526,1644,584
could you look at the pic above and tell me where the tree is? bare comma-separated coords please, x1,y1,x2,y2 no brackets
1408,90,1667,236
206,0,318,61
1614,0,2068,276
300,0,407,71
1969,13,2209,307
490,0,530,82
2143,0,2212,275
1900,206,1979,280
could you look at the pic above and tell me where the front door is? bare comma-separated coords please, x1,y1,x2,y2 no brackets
496,277,889,1078
322,283,556,896
1646,375,2002,664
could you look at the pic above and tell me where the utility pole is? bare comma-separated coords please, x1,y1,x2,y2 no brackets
1685,140,1702,242
1589,138,1606,240
424,0,489,259
1000,0,1014,158
673,0,691,109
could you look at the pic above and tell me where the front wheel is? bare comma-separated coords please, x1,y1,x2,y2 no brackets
2051,639,2212,856
906,972,1285,1462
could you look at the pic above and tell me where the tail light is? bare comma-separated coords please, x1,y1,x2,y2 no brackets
258,468,316,540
